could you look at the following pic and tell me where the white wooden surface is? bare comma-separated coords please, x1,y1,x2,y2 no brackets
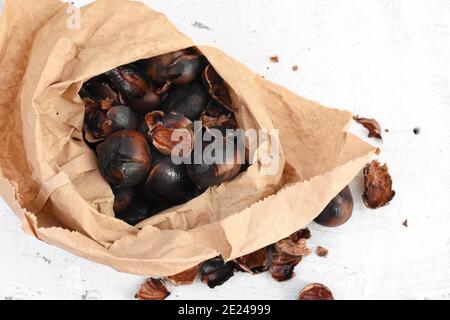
1,0,450,300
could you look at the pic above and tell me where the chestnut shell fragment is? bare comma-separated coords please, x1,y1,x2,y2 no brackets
363,160,395,209
234,247,272,274
167,265,199,286
354,115,383,140
202,64,233,111
163,83,208,121
200,257,235,288
299,283,334,300
314,186,353,227
97,130,151,188
143,156,192,204
135,278,170,300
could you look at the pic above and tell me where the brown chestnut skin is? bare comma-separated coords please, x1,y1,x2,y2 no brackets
143,156,192,204
113,187,136,214
163,83,208,121
105,65,150,98
314,186,353,227
97,130,151,188
102,105,138,136
81,82,119,108
115,198,152,226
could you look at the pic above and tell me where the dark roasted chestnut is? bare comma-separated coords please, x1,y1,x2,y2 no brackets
84,103,107,141
199,257,235,289
165,53,207,85
163,83,208,121
314,186,353,227
144,49,190,84
113,187,136,214
143,156,192,204
115,198,152,226
102,105,138,136
80,82,120,110
97,130,151,188
186,131,243,189
105,65,150,98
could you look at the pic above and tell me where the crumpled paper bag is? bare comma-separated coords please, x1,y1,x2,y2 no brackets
0,0,376,276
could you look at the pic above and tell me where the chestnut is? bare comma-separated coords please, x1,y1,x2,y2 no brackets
113,187,136,214
143,156,192,204
314,186,353,227
115,198,152,226
102,105,138,136
163,83,208,121
97,130,151,188
199,257,235,289
105,65,150,98
84,104,107,141
166,53,207,85
144,49,191,84
186,133,243,189
299,283,334,300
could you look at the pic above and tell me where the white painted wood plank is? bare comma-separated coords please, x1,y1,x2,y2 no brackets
1,0,449,300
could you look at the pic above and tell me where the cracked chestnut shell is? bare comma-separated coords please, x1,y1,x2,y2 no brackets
299,283,334,300
163,83,208,121
200,257,235,289
144,49,190,84
143,156,192,204
102,105,138,136
314,186,353,227
97,130,151,188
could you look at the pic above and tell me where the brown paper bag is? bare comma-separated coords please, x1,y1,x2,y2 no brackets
0,0,376,276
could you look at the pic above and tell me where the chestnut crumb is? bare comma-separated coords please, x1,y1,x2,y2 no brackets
353,115,382,140
167,266,199,286
135,278,170,300
270,55,279,63
299,283,334,300
292,65,299,72
402,219,408,227
413,127,420,135
363,160,395,209
316,246,329,258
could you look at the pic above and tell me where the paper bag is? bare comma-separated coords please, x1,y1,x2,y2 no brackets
0,0,376,276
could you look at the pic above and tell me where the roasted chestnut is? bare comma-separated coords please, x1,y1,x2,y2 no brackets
105,65,150,98
113,187,136,214
199,257,235,289
143,156,192,204
102,105,138,136
314,186,353,227
84,103,107,141
144,49,206,86
115,198,152,226
97,130,151,188
234,247,272,274
163,83,208,121
186,132,243,189
144,49,190,84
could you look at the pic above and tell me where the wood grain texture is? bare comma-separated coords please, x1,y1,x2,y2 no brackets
1,0,449,300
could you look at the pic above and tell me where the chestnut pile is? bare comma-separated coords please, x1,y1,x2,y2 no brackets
79,48,243,225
